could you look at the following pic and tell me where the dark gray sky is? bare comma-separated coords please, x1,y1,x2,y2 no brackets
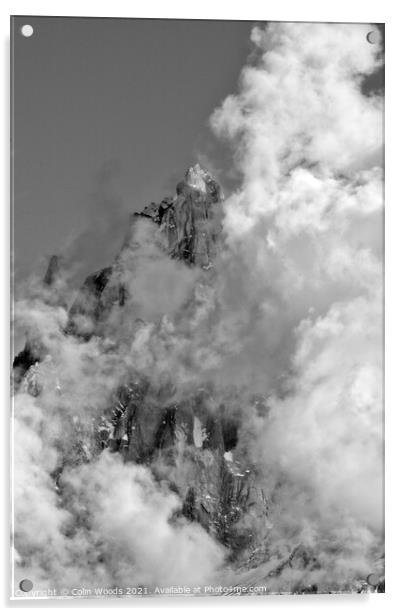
12,16,253,282
11,17,384,285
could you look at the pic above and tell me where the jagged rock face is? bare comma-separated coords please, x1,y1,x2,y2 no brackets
13,256,62,383
132,164,222,267
43,255,61,286
97,379,268,554
13,342,44,387
66,267,112,338
66,164,222,337
15,165,269,564
165,164,222,266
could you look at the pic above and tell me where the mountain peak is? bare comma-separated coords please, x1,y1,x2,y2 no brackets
174,163,222,203
184,163,211,192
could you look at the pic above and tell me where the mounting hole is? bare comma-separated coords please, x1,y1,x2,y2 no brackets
21,24,34,38
367,573,380,586
366,30,379,45
19,578,33,592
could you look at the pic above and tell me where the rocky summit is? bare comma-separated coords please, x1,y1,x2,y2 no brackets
13,165,269,567
65,163,223,338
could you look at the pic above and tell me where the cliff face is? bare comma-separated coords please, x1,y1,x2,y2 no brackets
139,163,222,267
96,379,268,554
66,164,222,338
14,164,268,563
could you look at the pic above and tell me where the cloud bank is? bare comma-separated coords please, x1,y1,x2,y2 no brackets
210,21,384,589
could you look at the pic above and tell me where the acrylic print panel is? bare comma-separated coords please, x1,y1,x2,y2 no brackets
11,16,384,599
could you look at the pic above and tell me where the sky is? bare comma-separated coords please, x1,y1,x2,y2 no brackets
11,17,383,285
11,16,253,282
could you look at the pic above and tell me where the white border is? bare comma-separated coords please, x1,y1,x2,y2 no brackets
0,0,393,21
2,1,400,614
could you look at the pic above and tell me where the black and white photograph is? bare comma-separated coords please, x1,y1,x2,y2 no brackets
10,15,384,599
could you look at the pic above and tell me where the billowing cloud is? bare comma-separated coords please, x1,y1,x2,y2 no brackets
209,21,384,589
